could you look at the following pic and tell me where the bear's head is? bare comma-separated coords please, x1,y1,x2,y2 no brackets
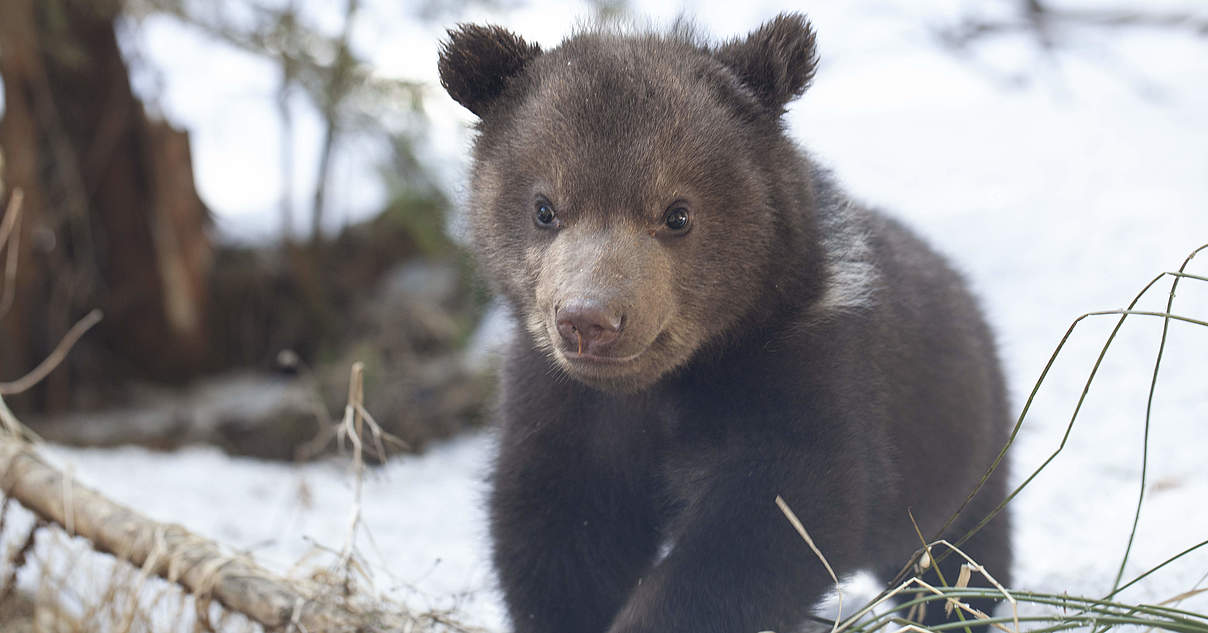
440,14,820,392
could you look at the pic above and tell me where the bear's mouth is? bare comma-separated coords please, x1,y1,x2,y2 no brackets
559,347,647,366
550,327,671,377
547,327,681,392
554,344,652,390
547,321,656,367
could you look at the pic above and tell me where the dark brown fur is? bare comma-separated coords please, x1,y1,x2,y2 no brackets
439,13,1012,633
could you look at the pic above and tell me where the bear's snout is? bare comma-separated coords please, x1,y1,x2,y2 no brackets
555,299,623,356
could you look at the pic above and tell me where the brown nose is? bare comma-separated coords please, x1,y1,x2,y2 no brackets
556,300,622,355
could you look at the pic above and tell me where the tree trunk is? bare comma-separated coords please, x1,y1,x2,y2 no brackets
0,0,211,413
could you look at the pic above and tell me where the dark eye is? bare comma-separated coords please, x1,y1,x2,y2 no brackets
534,198,557,228
663,206,690,233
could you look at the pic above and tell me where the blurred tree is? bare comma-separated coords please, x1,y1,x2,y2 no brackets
0,0,211,412
938,0,1208,86
943,1,1208,50
122,0,461,368
126,0,442,247
0,0,485,415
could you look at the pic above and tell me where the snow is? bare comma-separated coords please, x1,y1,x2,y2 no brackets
32,434,504,624
8,1,1208,630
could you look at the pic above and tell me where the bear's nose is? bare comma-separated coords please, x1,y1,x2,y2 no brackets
556,300,622,356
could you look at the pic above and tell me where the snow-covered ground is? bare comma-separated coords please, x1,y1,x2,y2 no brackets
7,1,1208,630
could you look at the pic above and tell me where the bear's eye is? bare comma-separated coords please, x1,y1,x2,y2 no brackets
534,198,558,228
663,205,691,233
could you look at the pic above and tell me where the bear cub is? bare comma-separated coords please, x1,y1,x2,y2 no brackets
439,13,1012,633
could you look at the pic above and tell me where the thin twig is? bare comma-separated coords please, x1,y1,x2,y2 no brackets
0,309,103,395
940,5,1208,49
338,361,367,597
837,538,1019,633
0,189,24,319
776,495,844,632
0,189,21,254
310,0,360,248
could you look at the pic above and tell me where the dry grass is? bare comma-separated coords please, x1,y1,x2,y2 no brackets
0,189,23,320
0,332,483,632
0,414,487,633
782,242,1208,633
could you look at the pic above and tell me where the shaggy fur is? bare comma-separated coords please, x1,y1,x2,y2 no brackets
439,13,1012,633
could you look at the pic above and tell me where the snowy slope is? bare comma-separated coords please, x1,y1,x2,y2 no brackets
10,2,1208,630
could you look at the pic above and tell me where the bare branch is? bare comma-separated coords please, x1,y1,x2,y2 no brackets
940,1,1208,50
0,309,103,395
0,190,25,320
0,435,413,632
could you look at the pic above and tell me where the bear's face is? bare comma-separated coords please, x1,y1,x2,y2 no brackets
440,17,818,392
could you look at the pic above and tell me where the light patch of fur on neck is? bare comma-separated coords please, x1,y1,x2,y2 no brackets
810,199,880,316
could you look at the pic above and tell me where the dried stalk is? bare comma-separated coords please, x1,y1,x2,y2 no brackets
0,189,24,319
0,309,103,395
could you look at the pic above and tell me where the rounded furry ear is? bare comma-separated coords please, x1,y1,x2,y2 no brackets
715,13,818,115
438,24,542,117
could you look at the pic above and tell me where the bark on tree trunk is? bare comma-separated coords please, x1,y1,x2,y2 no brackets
0,0,211,413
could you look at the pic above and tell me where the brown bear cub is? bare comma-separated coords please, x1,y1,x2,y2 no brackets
439,13,1012,633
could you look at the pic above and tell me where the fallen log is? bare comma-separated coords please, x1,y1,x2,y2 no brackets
0,435,410,633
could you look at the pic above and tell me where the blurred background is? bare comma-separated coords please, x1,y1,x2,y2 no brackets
2,0,1206,454
1,0,1207,630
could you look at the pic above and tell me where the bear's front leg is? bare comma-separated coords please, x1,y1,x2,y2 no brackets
490,415,662,633
605,446,867,633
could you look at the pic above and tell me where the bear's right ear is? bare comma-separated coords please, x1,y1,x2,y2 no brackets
438,24,542,118
714,13,818,115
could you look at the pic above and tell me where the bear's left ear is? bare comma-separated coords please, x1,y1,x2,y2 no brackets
714,13,818,115
438,24,542,118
